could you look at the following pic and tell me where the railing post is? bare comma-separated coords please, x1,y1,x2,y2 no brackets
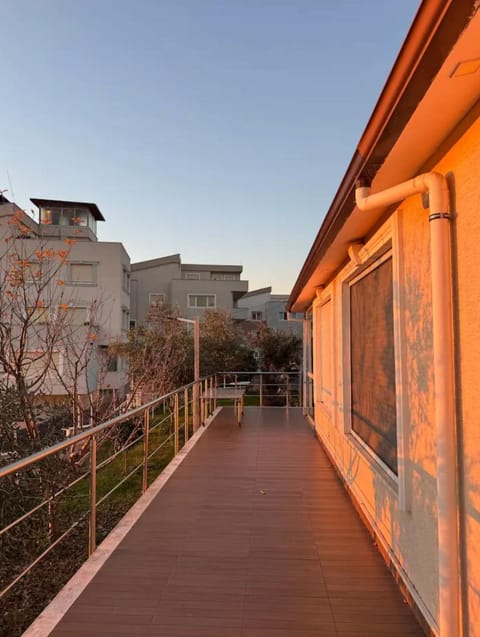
213,374,217,411
286,376,290,409
260,373,263,407
193,381,199,432
184,387,189,442
142,408,150,493
174,393,179,454
88,435,97,556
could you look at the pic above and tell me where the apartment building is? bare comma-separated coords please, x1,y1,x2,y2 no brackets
0,197,130,403
130,254,248,325
234,287,302,336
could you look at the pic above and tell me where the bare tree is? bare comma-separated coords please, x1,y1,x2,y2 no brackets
111,302,192,406
0,208,111,439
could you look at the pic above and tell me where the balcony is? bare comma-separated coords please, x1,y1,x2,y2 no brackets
1,375,424,637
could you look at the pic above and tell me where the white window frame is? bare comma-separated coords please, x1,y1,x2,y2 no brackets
339,215,408,510
251,311,263,321
278,311,288,321
184,272,201,280
68,262,98,286
187,294,216,309
60,303,91,326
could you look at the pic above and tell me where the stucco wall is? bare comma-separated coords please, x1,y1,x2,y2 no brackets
435,115,480,636
170,278,248,319
130,261,181,325
311,114,480,633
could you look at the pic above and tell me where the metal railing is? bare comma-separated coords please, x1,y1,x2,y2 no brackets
215,371,301,407
0,377,216,637
0,370,301,636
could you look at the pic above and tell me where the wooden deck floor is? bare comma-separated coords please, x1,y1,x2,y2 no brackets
49,407,425,637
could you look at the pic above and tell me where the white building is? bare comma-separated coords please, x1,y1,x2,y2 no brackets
130,254,249,326
0,197,130,405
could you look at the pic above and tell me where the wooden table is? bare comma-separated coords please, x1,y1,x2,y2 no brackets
203,386,246,426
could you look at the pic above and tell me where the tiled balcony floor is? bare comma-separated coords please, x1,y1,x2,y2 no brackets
49,407,425,637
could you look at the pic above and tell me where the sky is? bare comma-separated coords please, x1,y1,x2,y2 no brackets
1,0,419,293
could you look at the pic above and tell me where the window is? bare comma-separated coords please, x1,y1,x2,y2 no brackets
27,306,50,325
149,293,165,307
251,311,263,321
59,305,90,326
278,312,288,321
107,356,118,372
188,294,215,308
129,319,136,330
184,272,201,280
25,351,61,378
349,255,397,474
211,272,239,281
122,308,130,331
69,263,96,285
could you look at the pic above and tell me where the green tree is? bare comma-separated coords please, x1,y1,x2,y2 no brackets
254,324,302,372
199,309,256,376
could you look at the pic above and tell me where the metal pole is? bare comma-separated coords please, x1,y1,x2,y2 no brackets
142,409,150,493
260,373,263,407
174,393,179,455
184,387,189,442
193,317,200,430
88,435,97,556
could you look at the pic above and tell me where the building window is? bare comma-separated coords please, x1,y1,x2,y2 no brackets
107,356,118,372
278,312,288,321
349,255,397,474
251,311,263,321
27,306,50,325
122,308,130,331
129,319,136,330
188,294,215,308
149,293,165,307
59,304,90,326
211,272,239,281
69,263,96,285
184,272,201,280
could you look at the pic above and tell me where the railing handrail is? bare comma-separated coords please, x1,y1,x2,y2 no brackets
0,377,204,481
0,371,301,480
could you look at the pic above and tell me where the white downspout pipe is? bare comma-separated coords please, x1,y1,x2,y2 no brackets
355,172,460,637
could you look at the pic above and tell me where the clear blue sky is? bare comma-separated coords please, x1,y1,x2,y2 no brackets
1,0,419,293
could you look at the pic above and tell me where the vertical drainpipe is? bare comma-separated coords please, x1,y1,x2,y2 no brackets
355,172,460,637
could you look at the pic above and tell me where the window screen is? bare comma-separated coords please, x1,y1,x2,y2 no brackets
350,257,397,474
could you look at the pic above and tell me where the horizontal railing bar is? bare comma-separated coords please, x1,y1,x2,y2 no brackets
0,379,206,480
96,460,145,508
0,513,88,600
147,432,175,459
0,468,90,539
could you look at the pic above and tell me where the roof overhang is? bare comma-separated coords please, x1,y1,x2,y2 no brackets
30,198,105,221
288,0,479,312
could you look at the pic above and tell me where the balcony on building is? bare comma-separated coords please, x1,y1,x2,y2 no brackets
31,198,105,241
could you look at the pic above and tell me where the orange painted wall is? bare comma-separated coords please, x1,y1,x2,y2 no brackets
311,112,480,634
435,113,480,636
